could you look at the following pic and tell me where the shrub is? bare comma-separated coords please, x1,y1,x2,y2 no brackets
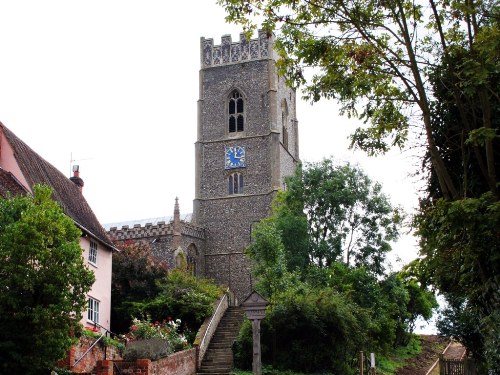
122,316,190,360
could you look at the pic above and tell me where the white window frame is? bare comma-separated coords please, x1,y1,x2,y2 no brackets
88,240,97,264
87,297,100,324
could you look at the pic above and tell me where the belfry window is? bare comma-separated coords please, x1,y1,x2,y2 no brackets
228,172,244,195
228,90,244,133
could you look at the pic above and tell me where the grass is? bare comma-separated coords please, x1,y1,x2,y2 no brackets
232,335,439,375
375,335,423,375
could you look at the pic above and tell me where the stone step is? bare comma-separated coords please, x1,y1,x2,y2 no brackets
198,306,244,375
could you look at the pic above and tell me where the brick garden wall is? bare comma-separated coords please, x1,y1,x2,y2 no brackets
58,335,122,373
99,348,197,375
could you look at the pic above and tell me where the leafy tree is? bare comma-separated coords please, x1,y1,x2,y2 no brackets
416,194,500,370
237,173,436,372
219,0,499,368
141,264,225,334
111,240,168,333
286,160,402,274
112,242,223,339
218,0,499,201
271,192,310,272
247,216,297,297
0,185,95,374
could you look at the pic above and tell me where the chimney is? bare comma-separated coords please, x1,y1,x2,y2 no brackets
70,165,84,192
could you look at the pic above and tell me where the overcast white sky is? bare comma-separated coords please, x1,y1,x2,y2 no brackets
0,1,425,269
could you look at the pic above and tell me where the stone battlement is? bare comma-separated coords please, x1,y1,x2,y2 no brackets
108,220,205,241
201,30,275,68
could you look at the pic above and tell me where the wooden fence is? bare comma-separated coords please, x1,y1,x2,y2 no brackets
439,355,477,375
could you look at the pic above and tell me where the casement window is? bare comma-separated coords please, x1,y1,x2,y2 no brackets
87,297,100,324
88,240,97,264
228,90,244,133
228,172,244,195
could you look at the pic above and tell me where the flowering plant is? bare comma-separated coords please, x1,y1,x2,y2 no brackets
125,316,190,354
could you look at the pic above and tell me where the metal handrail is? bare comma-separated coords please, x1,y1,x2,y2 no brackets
72,322,117,368
199,292,228,351
113,361,124,375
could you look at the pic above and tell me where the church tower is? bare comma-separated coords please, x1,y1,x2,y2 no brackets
193,31,300,301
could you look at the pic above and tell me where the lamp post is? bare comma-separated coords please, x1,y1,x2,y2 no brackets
241,291,269,375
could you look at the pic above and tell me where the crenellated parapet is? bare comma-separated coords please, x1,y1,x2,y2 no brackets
108,220,205,241
201,30,275,68
182,222,206,239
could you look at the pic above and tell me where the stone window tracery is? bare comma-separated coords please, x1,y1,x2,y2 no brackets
228,172,244,195
229,90,244,133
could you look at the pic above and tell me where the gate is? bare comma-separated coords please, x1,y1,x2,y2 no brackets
439,355,477,375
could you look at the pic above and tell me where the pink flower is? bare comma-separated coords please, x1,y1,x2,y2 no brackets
155,321,159,326
132,325,137,332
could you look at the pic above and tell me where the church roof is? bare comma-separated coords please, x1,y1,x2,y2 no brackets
103,213,193,231
0,123,114,248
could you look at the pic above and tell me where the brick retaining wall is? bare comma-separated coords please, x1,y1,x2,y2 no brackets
104,348,196,375
58,335,122,373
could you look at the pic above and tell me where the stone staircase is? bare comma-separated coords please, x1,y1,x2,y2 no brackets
197,306,245,375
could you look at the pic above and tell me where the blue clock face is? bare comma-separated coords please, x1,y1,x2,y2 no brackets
225,146,246,169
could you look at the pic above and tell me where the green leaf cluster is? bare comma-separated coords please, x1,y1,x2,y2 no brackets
236,162,437,373
218,0,499,369
112,244,224,341
0,185,95,374
417,194,500,371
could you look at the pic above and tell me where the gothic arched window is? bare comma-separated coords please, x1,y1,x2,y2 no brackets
229,90,244,133
187,244,198,275
228,172,244,195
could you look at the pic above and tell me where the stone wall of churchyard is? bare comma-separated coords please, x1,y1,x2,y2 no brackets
95,348,196,375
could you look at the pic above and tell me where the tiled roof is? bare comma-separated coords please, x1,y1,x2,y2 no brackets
0,168,29,198
0,123,113,248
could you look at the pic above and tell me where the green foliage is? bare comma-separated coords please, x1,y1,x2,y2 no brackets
81,328,125,350
235,286,363,374
122,265,224,341
218,0,499,201
219,0,499,366
236,166,436,373
376,335,423,375
112,239,223,342
111,240,168,333
0,185,95,374
417,194,500,371
285,160,402,274
247,218,297,297
123,338,171,361
123,316,190,359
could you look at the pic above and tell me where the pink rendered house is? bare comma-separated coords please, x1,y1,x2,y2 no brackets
0,122,115,332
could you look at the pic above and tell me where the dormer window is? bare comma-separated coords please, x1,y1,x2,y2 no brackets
228,90,244,133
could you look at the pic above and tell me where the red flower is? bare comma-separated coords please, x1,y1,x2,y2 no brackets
132,325,137,332
155,321,159,326
167,316,172,321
